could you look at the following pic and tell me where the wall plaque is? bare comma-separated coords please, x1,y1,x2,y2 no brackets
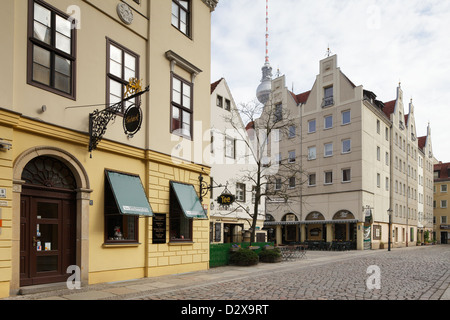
152,213,166,244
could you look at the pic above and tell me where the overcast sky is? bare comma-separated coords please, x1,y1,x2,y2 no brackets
211,0,450,163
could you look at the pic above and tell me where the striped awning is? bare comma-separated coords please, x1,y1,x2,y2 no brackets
264,219,359,226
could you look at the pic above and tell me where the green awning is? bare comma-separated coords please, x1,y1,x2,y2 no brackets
170,181,207,219
106,170,154,217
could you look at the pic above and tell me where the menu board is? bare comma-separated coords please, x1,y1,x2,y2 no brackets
153,213,166,244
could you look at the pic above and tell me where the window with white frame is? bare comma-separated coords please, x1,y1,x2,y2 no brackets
308,173,316,186
275,178,282,190
236,183,245,202
324,143,333,157
225,137,235,159
288,150,296,163
342,139,351,154
342,110,350,125
324,115,333,129
308,146,316,160
377,173,380,188
289,177,296,189
342,169,351,182
308,119,316,133
441,184,448,192
288,125,296,138
441,200,447,208
324,171,333,184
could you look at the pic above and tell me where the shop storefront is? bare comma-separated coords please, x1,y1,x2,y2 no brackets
0,110,211,297
263,210,360,250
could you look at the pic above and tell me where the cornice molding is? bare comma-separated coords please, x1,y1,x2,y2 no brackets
202,0,218,12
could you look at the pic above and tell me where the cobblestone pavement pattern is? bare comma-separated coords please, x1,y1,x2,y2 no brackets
3,245,449,301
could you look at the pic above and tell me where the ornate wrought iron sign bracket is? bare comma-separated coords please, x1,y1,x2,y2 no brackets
89,85,149,153
198,168,223,203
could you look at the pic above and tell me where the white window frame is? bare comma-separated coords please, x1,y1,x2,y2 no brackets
324,143,333,157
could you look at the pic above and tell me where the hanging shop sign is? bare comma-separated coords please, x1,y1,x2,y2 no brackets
88,78,149,153
123,105,142,136
217,193,235,205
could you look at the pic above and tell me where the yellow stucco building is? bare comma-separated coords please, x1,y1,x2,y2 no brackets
0,0,217,297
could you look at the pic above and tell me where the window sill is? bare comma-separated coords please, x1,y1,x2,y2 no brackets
102,242,141,248
168,241,194,246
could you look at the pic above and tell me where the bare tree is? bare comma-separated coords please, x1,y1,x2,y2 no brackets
222,97,305,244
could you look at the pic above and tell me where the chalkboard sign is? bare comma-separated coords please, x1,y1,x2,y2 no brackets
153,213,166,244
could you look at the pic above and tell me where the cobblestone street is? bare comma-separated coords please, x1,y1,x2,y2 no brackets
4,245,449,302
133,245,449,301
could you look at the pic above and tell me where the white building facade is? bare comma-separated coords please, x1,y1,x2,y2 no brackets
209,78,266,243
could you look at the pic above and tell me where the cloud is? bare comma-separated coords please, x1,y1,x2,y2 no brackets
211,0,450,162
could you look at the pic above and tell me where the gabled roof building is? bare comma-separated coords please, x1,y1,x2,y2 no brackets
261,54,434,250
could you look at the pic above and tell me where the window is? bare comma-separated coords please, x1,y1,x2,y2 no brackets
385,127,389,141
386,177,389,191
171,74,193,138
377,120,380,134
342,139,351,154
275,178,282,191
385,152,389,166
236,183,246,202
441,200,448,208
342,110,351,125
308,119,316,133
324,143,333,157
289,177,296,189
107,39,140,113
308,173,316,186
442,216,448,224
171,0,190,36
377,146,380,161
225,137,235,159
104,173,138,243
28,0,76,99
170,186,192,241
216,95,223,108
323,86,334,107
288,150,296,163
342,169,351,182
274,103,282,122
288,126,296,138
225,99,231,111
324,171,333,184
275,153,281,165
441,185,448,192
324,115,333,129
377,173,381,188
308,146,316,160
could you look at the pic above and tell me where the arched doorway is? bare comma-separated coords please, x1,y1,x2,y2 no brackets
332,210,357,243
20,156,77,286
305,212,326,241
281,213,298,243
12,147,91,291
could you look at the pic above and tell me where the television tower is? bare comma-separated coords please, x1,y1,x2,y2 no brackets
256,0,272,105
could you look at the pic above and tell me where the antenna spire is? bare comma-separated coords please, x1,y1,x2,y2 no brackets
265,0,269,63
256,0,273,104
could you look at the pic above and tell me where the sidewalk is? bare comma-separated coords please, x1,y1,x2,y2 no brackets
3,248,449,300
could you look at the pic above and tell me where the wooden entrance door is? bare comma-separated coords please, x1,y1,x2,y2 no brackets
20,188,76,287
